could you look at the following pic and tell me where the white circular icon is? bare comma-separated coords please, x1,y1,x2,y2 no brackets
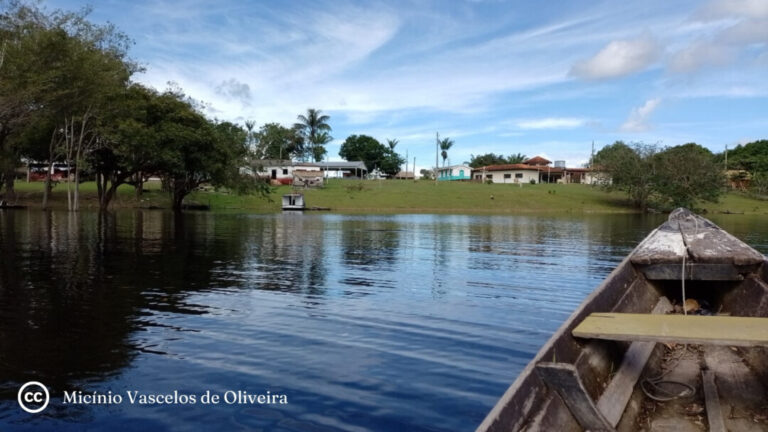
17,381,50,414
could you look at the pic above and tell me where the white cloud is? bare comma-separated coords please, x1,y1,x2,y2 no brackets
695,0,768,21
620,98,661,132
570,36,661,79
668,40,736,72
516,117,587,130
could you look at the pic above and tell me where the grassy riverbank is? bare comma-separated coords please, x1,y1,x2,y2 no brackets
6,179,768,214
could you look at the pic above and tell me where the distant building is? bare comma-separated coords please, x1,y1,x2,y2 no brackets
251,159,320,185
471,155,601,184
437,164,472,181
299,161,368,179
471,164,541,183
394,171,415,180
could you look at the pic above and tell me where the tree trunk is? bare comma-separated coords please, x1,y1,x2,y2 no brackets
2,166,14,202
135,172,144,200
42,128,58,210
171,179,189,212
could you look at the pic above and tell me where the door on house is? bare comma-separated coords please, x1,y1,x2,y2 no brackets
271,169,277,180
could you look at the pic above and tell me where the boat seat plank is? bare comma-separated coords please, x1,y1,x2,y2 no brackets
596,297,673,427
572,313,768,347
535,362,615,432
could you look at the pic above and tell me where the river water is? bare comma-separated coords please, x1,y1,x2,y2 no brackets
0,210,766,431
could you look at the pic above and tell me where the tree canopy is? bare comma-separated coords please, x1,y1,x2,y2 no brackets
0,2,269,211
715,140,768,174
594,141,724,211
294,108,331,162
466,153,528,168
339,134,404,177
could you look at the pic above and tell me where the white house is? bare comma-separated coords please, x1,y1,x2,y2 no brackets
471,164,542,184
437,164,472,181
251,160,320,185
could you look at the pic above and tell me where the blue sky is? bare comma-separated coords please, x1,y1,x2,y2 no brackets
48,0,768,172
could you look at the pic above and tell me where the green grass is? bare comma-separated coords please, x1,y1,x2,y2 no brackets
7,179,768,214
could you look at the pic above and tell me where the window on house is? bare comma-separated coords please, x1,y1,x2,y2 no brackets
282,169,288,175
485,174,492,179
503,174,511,179
515,173,523,179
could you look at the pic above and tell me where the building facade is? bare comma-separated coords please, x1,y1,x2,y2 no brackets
437,164,472,181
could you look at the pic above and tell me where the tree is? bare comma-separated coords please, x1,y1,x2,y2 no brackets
595,141,725,211
253,123,302,160
507,153,527,164
715,139,768,174
155,92,266,211
419,168,433,180
653,143,724,208
294,108,332,162
439,137,454,166
467,153,508,168
593,141,657,211
339,134,403,177
387,138,399,151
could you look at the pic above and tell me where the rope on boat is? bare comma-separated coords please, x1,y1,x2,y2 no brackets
640,214,700,402
640,345,696,401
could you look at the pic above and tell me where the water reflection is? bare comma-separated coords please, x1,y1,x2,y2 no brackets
0,210,764,431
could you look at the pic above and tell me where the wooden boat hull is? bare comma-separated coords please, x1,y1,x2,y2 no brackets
478,209,768,431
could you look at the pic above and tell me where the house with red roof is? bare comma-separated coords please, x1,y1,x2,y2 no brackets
470,156,597,184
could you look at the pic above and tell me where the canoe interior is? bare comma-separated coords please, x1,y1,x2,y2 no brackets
478,210,768,432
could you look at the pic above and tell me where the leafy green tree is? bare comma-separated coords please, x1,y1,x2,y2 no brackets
419,168,433,180
716,139,768,174
339,134,403,177
506,153,527,164
653,143,724,208
157,94,265,211
439,137,454,166
593,141,658,211
387,138,399,151
254,123,302,160
595,141,724,211
467,153,508,168
294,108,332,162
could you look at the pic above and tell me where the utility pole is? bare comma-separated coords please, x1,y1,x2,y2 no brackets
435,132,439,185
405,149,409,180
413,157,416,180
725,144,728,171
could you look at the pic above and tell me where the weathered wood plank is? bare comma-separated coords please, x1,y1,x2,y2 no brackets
572,313,768,347
535,362,615,432
701,370,726,432
630,228,686,265
595,297,673,426
670,208,765,266
638,263,745,280
704,346,768,432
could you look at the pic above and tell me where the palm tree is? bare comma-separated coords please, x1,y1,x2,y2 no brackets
294,108,332,162
439,137,454,167
387,138,399,151
507,153,527,164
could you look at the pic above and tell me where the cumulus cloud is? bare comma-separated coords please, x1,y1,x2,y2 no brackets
570,36,660,79
620,98,661,132
516,117,587,129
